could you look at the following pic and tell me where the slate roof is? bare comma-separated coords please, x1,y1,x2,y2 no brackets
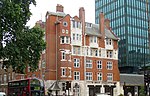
46,11,66,17
85,24,118,40
120,74,144,86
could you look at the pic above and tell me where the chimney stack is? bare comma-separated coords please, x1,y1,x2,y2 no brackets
105,19,110,28
56,4,64,12
99,12,105,37
79,7,85,22
79,7,85,45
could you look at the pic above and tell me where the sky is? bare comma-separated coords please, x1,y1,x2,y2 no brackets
26,0,95,27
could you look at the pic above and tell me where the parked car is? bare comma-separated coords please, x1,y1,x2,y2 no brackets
0,92,6,96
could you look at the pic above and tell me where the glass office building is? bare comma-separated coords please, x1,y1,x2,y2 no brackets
95,0,150,73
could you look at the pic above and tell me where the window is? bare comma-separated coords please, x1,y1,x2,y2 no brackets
107,61,113,70
99,50,101,57
73,46,81,55
106,39,112,45
63,21,68,27
4,74,7,83
73,34,75,40
97,72,102,81
74,71,80,80
74,58,80,68
90,36,97,43
62,83,66,91
86,59,92,68
61,68,66,77
107,73,113,81
60,36,70,44
66,30,69,34
97,60,102,69
61,36,65,44
86,72,92,81
68,67,72,77
107,51,113,58
62,29,65,33
62,51,66,60
66,37,70,44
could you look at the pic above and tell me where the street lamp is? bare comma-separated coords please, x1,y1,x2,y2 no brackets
144,42,149,95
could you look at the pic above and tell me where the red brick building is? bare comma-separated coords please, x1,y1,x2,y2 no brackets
45,4,120,96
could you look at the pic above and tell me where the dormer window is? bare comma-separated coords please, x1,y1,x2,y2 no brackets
72,20,81,28
106,39,112,45
90,36,97,43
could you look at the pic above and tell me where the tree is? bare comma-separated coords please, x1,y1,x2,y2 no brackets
139,86,145,96
0,0,46,73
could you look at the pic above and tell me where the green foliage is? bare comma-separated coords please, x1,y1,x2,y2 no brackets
139,86,145,96
118,94,124,96
0,0,46,73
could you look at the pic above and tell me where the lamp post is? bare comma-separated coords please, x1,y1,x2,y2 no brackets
144,42,149,96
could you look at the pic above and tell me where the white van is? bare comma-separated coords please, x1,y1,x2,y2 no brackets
0,92,6,96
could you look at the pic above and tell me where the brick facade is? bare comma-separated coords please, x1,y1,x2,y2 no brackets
44,4,120,96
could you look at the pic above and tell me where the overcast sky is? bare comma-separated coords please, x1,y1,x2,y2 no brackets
26,0,95,27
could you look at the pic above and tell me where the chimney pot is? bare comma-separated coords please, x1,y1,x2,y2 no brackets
56,4,64,12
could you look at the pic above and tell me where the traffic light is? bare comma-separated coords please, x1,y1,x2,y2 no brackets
144,74,148,83
66,81,71,90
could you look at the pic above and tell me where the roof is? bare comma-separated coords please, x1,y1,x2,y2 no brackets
46,11,66,17
85,24,118,40
120,74,144,86
48,81,61,91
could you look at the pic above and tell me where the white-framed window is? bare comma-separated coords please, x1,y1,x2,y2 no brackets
99,50,101,57
90,36,97,43
60,36,65,44
107,51,113,58
86,59,92,68
107,61,113,70
72,20,81,28
68,67,72,77
74,58,80,68
86,48,89,56
60,36,70,44
66,37,70,44
95,49,98,56
97,72,102,81
72,33,81,41
73,34,75,40
66,30,69,34
106,39,112,45
73,46,81,55
90,49,98,56
61,68,66,77
74,71,80,80
62,29,65,33
107,73,113,81
62,51,66,60
86,72,92,81
97,60,102,69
